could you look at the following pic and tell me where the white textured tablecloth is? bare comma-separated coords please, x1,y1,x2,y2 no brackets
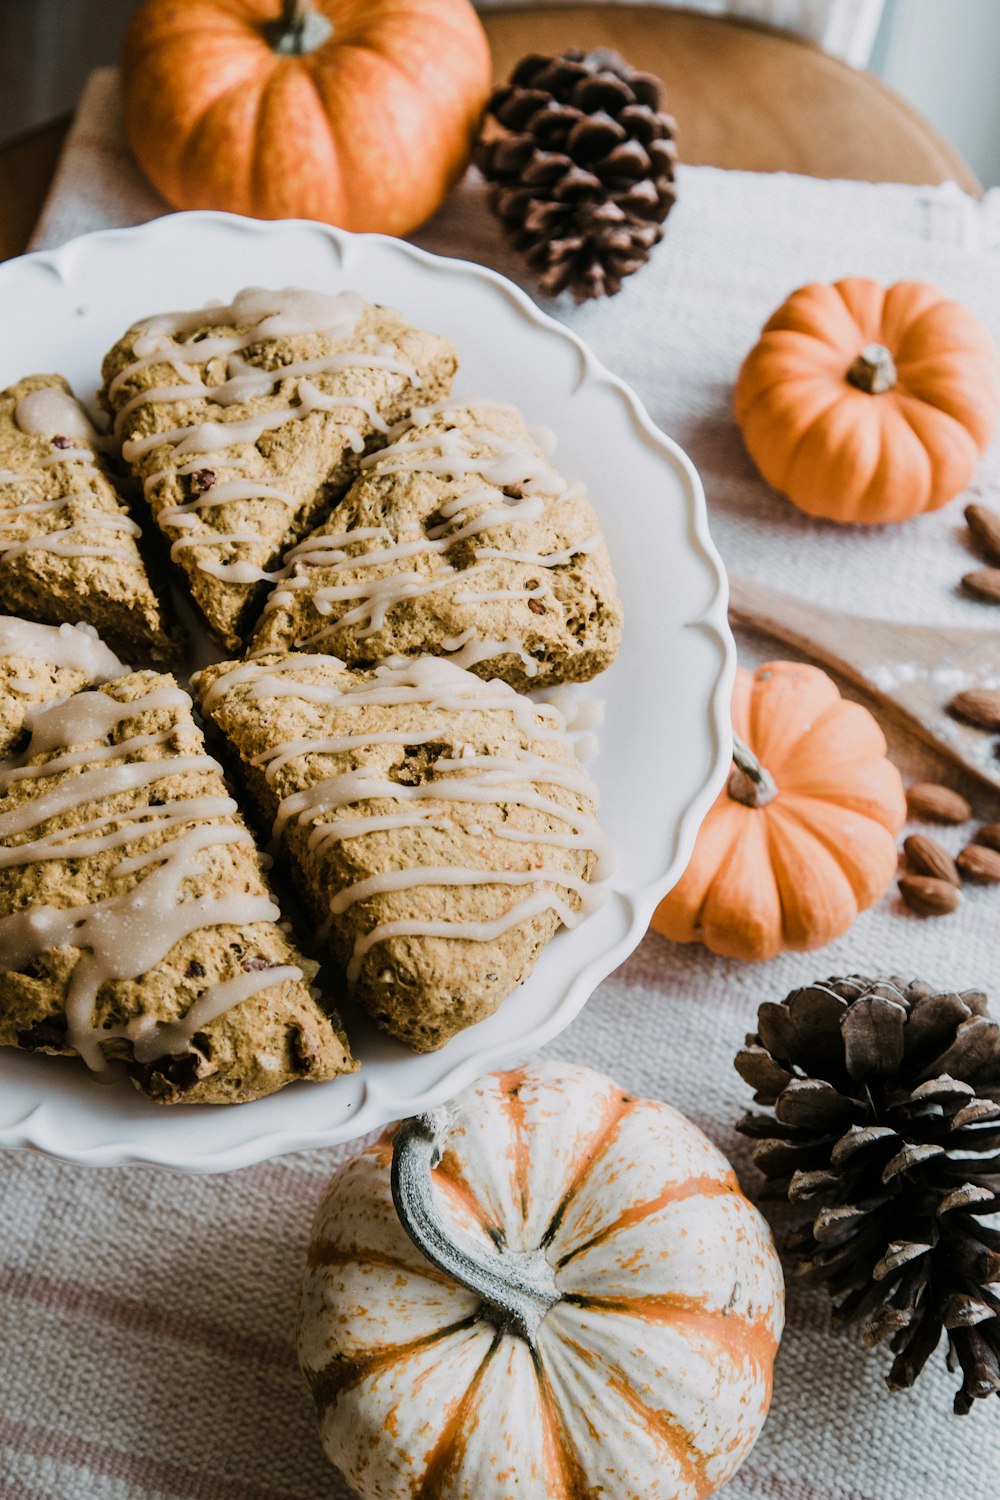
5,68,1000,1500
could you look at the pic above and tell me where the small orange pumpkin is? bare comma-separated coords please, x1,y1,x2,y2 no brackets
653,661,906,961
122,0,492,236
734,277,1000,525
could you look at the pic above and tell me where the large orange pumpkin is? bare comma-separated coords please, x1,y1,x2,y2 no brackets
122,0,492,235
653,662,906,961
734,277,1000,525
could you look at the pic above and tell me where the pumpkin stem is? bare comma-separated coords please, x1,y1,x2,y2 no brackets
391,1108,561,1346
729,732,777,808
271,0,333,55
846,343,897,395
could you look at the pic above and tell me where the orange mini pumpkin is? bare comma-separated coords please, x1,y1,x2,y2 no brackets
122,0,492,236
653,662,906,961
734,277,1000,525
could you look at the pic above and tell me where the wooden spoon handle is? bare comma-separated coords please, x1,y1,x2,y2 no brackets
728,574,1000,795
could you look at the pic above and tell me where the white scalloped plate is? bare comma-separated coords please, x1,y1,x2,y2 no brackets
0,211,733,1171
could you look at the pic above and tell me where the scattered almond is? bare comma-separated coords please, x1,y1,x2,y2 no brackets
966,504,1000,566
976,823,1000,853
957,844,1000,884
947,686,1000,730
962,567,1000,604
903,834,961,887
898,874,962,916
905,782,973,824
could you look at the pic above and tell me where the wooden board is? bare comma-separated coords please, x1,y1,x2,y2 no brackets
729,574,1000,792
481,6,981,192
0,114,69,263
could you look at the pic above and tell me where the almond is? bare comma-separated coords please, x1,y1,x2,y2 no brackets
976,823,1000,853
947,686,1000,730
905,782,973,825
966,504,1000,566
898,874,962,916
957,844,1000,884
902,834,961,887
962,567,1000,604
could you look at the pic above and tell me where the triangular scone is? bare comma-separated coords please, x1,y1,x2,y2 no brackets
195,653,608,1052
0,375,182,664
0,669,356,1104
0,615,124,758
251,400,623,690
101,289,458,651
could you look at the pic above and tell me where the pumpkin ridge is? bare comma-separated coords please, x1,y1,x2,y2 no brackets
682,804,756,941
250,65,319,218
413,1329,503,1500
781,391,886,522
768,697,884,780
555,1172,739,1271
435,1148,505,1245
306,1312,480,1408
737,374,845,440
305,1240,454,1287
126,4,254,57
775,786,900,832
893,378,989,441
533,1352,601,1500
496,1066,533,1229
552,1331,715,1500
178,72,267,211
767,797,897,910
566,1293,779,1379
696,806,783,960
747,383,858,503
761,798,857,951
833,276,887,343
746,663,841,772
538,1090,637,1251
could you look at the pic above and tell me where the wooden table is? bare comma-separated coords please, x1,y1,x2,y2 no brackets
0,5,980,264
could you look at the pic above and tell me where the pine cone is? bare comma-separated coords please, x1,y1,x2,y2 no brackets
476,48,678,303
735,975,1000,1414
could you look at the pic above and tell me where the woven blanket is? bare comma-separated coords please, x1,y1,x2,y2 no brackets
4,68,1000,1500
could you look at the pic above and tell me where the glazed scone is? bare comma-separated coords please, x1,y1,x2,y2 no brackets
0,669,356,1104
0,615,124,758
101,288,458,651
195,653,609,1052
251,400,623,690
0,375,182,664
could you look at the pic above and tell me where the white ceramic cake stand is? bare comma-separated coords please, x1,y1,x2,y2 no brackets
0,212,734,1171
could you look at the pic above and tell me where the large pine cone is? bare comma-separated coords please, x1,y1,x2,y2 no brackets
735,975,1000,1413
476,48,678,303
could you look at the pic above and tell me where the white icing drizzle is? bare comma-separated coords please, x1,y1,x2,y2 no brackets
261,401,602,651
0,513,140,564
201,655,612,985
439,630,539,678
127,964,301,1065
0,617,124,682
0,391,136,569
110,287,420,586
0,684,300,1074
15,388,100,445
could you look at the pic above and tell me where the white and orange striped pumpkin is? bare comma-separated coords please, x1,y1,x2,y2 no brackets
298,1062,784,1500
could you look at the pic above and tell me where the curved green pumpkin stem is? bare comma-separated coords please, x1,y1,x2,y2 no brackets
729,732,777,808
391,1108,561,1346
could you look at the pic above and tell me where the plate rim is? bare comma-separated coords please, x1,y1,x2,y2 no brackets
0,210,735,1171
